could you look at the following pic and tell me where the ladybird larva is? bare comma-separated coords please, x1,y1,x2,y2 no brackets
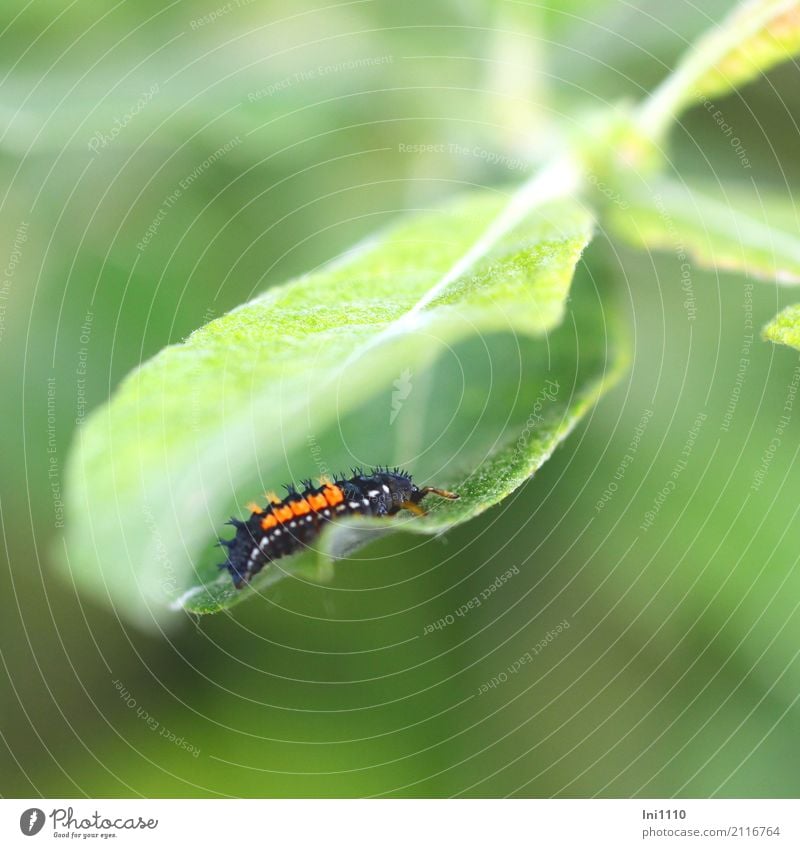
217,466,458,588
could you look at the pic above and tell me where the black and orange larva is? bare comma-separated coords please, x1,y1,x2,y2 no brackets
217,467,459,588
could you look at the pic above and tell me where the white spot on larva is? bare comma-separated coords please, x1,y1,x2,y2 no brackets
306,515,313,522
336,505,346,512
290,521,297,528
323,509,330,516
367,489,379,497
260,537,270,549
362,498,370,506
382,484,390,493
349,501,360,509
273,529,282,536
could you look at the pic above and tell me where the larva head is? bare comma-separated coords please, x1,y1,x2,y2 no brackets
367,467,459,511
410,485,460,505
362,467,416,510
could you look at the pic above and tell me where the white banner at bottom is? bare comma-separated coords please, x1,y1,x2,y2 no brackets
1,798,798,847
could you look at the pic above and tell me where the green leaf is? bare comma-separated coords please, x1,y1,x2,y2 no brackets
638,0,800,141
763,303,800,349
180,303,626,616
62,160,624,627
605,177,800,284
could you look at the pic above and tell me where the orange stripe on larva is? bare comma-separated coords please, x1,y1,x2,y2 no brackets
291,499,312,516
324,485,344,506
308,493,328,510
274,505,293,523
261,514,278,530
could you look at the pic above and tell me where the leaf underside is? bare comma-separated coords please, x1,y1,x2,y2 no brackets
62,185,627,627
181,291,625,615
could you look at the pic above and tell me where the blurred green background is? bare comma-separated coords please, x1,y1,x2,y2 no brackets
3,0,800,797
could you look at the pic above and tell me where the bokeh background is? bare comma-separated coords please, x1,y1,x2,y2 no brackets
3,0,800,797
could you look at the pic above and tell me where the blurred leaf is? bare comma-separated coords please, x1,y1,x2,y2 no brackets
638,0,800,140
605,176,800,284
693,0,800,99
763,302,800,348
62,160,630,626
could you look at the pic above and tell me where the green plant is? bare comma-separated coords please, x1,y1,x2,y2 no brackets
63,0,800,628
